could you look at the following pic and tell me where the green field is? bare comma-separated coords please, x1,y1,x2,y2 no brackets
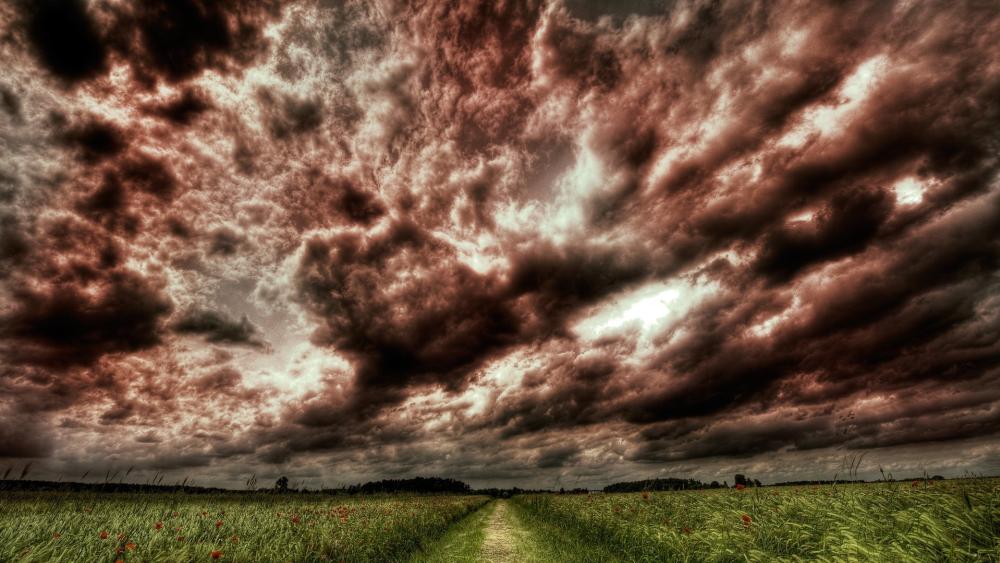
511,479,1000,562
0,492,487,562
1,479,997,562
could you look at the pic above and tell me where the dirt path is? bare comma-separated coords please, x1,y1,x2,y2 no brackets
414,500,544,562
478,501,519,562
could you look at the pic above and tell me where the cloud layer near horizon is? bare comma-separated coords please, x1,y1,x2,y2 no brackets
1,0,999,487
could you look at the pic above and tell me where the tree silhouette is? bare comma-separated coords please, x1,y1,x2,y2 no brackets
275,476,289,492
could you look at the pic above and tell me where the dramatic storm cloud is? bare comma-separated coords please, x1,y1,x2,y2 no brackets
1,0,999,488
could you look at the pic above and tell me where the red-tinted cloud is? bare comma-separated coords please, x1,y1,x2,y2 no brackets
1,0,999,487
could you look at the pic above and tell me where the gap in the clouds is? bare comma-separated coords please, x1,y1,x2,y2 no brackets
777,54,889,149
572,277,719,352
891,176,931,206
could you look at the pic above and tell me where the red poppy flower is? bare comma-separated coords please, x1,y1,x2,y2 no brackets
742,514,752,528
100,531,109,540
291,516,301,524
52,532,61,539
911,480,920,488
641,492,650,500
211,550,223,559
735,484,746,490
155,521,164,530
681,527,692,534
177,536,185,542
216,520,223,529
125,543,136,551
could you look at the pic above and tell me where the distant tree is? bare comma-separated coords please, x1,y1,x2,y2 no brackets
275,476,289,493
931,475,944,481
734,474,747,487
350,477,471,495
710,481,720,488
603,478,709,493
753,479,762,487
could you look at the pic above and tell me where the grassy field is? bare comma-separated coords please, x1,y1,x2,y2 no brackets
1,479,997,562
512,479,1000,562
0,492,488,562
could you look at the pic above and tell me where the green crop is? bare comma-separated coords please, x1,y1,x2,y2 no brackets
0,492,488,562
510,479,999,562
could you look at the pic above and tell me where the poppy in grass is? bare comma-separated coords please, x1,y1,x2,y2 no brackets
52,532,61,539
911,480,920,488
115,560,123,563
641,492,650,500
211,550,223,559
230,535,239,543
125,543,136,551
155,521,164,530
177,536,185,542
216,520,224,529
100,531,109,540
742,514,752,528
291,516,301,524
681,527,692,535
734,484,746,490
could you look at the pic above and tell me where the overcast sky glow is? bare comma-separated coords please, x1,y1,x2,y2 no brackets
1,0,999,489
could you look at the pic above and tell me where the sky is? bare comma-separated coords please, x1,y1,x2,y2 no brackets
1,0,999,490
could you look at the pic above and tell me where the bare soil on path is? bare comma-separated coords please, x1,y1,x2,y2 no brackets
479,501,519,562
415,499,554,563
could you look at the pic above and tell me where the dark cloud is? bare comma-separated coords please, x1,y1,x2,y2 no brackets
142,88,211,126
753,185,894,283
106,0,281,85
74,173,136,235
0,215,30,277
190,366,263,403
0,85,22,121
171,309,269,349
260,91,324,139
280,173,385,232
293,219,653,424
207,227,245,256
165,216,194,239
135,431,163,444
0,409,54,458
59,119,127,164
0,270,172,368
119,155,179,201
294,222,521,417
534,444,581,468
20,0,108,84
99,401,137,425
